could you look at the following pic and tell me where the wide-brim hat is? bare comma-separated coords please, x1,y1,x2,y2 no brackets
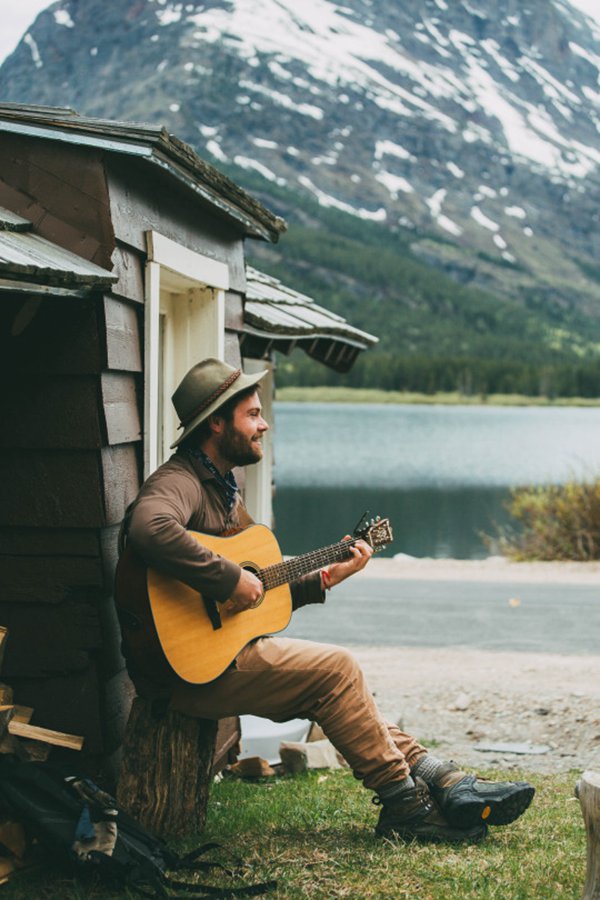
170,358,267,448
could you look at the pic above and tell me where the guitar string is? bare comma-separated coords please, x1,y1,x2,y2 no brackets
259,538,357,591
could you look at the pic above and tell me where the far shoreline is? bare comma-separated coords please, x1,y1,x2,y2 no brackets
275,386,600,407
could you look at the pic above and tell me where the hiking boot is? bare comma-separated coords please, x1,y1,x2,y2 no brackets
374,777,488,844
428,762,535,829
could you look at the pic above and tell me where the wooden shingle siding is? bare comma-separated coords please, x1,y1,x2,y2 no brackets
0,134,114,268
0,555,104,604
224,290,244,331
0,447,137,529
1,295,103,374
0,527,101,557
0,375,102,449
102,296,142,372
110,243,145,305
100,445,140,525
101,373,141,445
0,602,102,674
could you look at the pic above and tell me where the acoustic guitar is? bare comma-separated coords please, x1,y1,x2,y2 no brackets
115,517,392,685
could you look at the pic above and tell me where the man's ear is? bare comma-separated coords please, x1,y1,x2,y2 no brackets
208,413,226,436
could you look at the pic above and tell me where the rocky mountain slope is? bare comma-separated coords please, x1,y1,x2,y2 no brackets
1,0,599,389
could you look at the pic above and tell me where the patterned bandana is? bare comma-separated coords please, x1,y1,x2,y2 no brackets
189,448,239,513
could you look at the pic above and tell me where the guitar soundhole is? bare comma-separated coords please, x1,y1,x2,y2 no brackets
241,562,265,608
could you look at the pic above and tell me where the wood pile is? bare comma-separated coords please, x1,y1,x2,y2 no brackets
0,626,84,885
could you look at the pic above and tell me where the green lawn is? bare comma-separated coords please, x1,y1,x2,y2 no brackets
3,768,586,898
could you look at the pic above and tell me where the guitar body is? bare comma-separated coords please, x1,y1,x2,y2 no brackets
115,516,392,688
118,525,293,686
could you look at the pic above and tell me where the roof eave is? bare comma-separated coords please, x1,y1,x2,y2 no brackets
0,113,286,243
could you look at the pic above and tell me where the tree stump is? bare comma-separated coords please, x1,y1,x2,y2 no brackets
116,697,217,838
576,771,600,900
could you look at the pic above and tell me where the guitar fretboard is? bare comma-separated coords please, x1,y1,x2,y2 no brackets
259,539,357,591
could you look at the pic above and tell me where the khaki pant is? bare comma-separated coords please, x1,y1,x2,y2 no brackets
170,637,427,791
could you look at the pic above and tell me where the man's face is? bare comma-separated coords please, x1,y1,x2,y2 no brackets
217,390,269,467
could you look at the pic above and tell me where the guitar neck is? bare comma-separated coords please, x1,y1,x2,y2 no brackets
259,539,357,591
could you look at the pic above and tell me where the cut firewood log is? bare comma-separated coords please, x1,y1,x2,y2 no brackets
0,707,14,739
0,820,26,860
576,770,600,900
117,697,217,838
7,722,83,751
0,857,16,886
12,707,34,725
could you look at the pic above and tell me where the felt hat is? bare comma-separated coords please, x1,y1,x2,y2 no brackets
170,358,267,448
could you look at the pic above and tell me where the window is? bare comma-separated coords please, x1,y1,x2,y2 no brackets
144,231,229,476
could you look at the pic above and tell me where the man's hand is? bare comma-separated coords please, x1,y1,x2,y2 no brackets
226,567,264,613
325,537,373,589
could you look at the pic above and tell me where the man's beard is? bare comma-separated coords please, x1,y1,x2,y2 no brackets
219,421,263,468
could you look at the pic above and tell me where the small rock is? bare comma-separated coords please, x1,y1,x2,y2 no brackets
279,738,346,774
228,757,277,779
449,692,470,712
466,729,486,741
534,707,550,716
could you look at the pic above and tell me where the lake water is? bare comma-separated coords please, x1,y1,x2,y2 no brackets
271,403,600,559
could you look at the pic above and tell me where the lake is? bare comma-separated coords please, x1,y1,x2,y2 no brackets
271,403,600,559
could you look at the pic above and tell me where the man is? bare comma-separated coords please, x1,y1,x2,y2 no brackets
119,358,534,844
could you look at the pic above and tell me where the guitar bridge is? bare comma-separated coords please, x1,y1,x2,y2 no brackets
202,595,223,631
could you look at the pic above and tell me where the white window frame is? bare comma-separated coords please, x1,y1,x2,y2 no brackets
242,358,274,527
144,231,229,477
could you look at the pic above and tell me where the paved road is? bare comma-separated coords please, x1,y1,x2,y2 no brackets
285,576,600,655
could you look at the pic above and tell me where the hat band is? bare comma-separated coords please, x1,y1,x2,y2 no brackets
178,368,242,429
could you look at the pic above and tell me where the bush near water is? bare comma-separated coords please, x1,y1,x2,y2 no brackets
499,478,600,561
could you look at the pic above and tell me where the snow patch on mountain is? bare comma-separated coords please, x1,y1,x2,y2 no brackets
54,10,75,28
23,34,42,69
298,174,387,220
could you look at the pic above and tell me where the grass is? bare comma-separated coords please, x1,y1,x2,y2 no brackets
275,386,600,406
3,768,587,898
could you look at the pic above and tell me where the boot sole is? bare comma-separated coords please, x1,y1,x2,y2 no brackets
443,784,535,828
375,823,488,844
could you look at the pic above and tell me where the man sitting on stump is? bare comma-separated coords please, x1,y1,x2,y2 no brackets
117,358,534,844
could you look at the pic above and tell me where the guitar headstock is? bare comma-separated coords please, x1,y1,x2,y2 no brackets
356,516,393,553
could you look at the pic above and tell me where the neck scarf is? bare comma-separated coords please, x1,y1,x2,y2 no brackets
189,448,239,513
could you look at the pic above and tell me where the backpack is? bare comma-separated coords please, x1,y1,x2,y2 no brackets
0,755,275,898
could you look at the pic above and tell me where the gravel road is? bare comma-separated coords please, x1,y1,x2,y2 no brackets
291,557,600,774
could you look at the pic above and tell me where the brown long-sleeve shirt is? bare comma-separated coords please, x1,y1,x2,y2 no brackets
124,451,325,610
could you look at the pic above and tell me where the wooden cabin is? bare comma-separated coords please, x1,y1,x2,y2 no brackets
0,103,376,777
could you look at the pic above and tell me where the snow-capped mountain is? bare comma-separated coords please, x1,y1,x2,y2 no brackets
1,0,599,318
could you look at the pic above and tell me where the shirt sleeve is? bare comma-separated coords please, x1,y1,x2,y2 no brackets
125,465,241,603
290,571,326,609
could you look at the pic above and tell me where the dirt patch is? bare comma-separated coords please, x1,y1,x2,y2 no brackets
354,645,600,774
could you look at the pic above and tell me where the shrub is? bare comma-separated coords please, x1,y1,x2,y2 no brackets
500,477,600,560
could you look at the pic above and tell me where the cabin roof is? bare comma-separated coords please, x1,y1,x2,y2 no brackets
0,103,286,243
242,267,377,373
0,206,117,295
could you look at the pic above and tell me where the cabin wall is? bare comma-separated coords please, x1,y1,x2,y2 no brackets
0,289,136,768
0,139,252,777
